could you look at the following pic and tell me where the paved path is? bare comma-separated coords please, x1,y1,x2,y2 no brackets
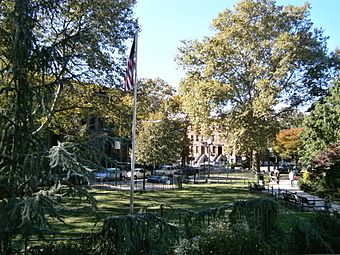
264,177,340,212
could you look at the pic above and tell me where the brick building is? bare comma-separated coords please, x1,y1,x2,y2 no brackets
187,126,237,167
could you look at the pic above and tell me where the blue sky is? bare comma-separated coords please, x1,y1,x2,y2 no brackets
134,0,340,88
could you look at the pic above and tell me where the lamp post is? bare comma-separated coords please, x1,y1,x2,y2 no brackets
207,138,212,178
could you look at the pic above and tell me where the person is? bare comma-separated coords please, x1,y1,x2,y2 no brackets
289,170,295,187
274,169,280,184
258,171,265,187
269,170,275,182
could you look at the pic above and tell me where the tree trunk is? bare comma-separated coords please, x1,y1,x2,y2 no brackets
252,150,261,172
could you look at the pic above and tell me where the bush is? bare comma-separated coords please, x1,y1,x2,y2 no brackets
27,241,93,255
229,198,279,239
290,212,340,254
176,199,288,255
176,222,280,255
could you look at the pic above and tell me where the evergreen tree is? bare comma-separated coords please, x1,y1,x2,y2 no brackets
301,81,340,164
0,0,137,252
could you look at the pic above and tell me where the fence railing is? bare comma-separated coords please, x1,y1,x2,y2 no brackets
265,186,340,212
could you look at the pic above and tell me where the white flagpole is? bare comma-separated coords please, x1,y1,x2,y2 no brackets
130,33,138,214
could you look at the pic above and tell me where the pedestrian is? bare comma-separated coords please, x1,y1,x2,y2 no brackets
258,171,265,187
274,169,280,184
289,170,295,187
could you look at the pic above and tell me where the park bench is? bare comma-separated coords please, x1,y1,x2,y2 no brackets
248,181,265,191
282,192,300,204
298,195,316,209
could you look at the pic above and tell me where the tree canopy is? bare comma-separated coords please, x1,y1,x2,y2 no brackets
136,113,188,168
300,81,340,164
273,127,304,163
134,78,189,168
177,0,338,163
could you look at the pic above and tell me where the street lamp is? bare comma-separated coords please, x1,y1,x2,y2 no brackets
207,138,212,178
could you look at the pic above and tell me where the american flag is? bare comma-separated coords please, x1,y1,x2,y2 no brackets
125,37,136,91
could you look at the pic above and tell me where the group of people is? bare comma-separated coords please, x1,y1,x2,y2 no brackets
268,168,297,186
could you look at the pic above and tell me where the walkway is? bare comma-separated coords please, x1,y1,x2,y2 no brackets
264,177,340,212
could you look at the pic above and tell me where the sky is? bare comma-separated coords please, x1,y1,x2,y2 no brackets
134,0,340,88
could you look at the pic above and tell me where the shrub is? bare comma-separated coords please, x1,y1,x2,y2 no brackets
176,199,288,255
176,222,279,255
229,198,279,239
290,212,340,254
27,241,93,255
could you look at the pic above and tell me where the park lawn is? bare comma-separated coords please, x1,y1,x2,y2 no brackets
49,181,268,233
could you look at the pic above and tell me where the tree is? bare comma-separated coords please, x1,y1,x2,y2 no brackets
136,78,175,119
0,0,136,252
273,127,304,164
136,113,188,169
48,82,134,139
300,81,340,164
177,0,338,170
134,78,190,168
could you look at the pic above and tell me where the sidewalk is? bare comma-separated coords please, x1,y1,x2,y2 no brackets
264,177,340,212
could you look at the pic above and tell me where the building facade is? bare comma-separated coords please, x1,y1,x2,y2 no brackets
187,126,236,166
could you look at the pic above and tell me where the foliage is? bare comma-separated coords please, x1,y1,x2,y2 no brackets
313,142,340,189
134,78,190,167
298,142,340,196
136,113,188,167
49,82,133,139
27,240,94,255
300,82,340,164
176,199,284,255
175,222,275,255
229,198,279,239
136,78,176,119
299,81,339,196
178,203,233,238
177,0,338,166
24,213,179,255
273,127,304,163
313,142,340,169
92,213,177,255
0,0,137,253
10,186,340,254
276,109,305,129
290,212,340,254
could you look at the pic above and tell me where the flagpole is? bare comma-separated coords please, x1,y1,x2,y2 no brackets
130,33,138,214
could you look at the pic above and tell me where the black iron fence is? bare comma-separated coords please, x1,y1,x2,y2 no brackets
266,186,340,212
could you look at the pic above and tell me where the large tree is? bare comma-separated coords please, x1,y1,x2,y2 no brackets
136,113,188,169
177,0,338,169
0,0,136,251
134,78,189,168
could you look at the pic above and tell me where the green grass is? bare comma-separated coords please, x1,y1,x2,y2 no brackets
48,172,318,234
49,179,268,233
